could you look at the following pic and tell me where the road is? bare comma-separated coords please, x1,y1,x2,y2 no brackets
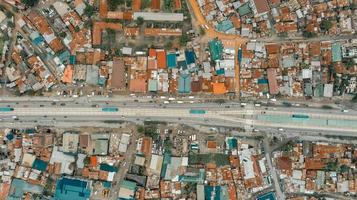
0,98,356,135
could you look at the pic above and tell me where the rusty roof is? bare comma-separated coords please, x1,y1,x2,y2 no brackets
111,57,126,89
144,28,182,36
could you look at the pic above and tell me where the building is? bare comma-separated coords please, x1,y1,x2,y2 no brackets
133,12,184,22
62,132,79,153
55,177,91,200
111,58,126,90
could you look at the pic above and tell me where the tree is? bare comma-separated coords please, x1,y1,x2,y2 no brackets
179,34,190,46
141,0,150,9
84,4,94,17
109,0,125,11
320,20,333,31
164,41,173,49
302,31,317,38
137,125,144,133
352,94,357,102
136,16,144,26
21,0,39,7
199,27,205,36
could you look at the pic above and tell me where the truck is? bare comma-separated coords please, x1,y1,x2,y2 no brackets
292,114,309,119
0,107,14,112
189,109,206,114
102,107,119,112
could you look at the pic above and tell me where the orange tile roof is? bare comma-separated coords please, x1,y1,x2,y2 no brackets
305,158,325,170
123,11,133,20
151,0,160,10
149,49,157,57
69,28,89,54
212,82,226,94
207,141,217,149
99,0,108,18
0,183,10,199
174,0,182,10
124,27,140,36
107,11,124,19
111,57,126,89
61,65,73,83
156,50,166,69
141,137,152,155
254,0,270,14
230,15,241,29
130,78,147,93
92,22,122,46
132,0,141,11
49,38,65,53
90,156,98,168
11,50,22,65
309,42,321,57
144,28,182,36
265,43,280,55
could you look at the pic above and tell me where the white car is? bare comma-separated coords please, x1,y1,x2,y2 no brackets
342,109,349,113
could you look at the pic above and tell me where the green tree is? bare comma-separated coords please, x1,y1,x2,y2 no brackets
84,4,94,17
137,125,144,133
179,34,190,46
302,31,317,38
352,94,357,102
21,0,39,7
199,27,205,36
142,0,150,9
320,20,333,31
109,0,125,11
136,16,144,26
164,41,173,49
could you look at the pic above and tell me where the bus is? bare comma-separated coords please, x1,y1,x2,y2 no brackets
102,107,119,112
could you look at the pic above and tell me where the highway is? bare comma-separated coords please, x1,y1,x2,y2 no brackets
0,98,356,135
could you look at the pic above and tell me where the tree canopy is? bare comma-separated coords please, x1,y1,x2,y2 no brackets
22,0,39,7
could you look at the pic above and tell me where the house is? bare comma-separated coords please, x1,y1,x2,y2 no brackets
110,58,126,90
62,132,79,153
252,0,270,16
55,177,91,200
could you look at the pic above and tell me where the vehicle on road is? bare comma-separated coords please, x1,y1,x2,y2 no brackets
342,109,349,113
102,107,119,112
189,109,206,114
0,107,14,112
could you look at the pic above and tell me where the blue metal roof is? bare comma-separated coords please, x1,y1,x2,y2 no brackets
100,163,118,172
55,177,91,200
32,159,48,172
166,53,177,68
178,74,191,93
185,51,196,65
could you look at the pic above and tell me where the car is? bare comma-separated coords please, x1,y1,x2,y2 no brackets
278,128,284,131
342,109,349,113
40,105,44,107
60,103,65,106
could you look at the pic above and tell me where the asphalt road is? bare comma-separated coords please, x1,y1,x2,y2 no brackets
0,98,356,135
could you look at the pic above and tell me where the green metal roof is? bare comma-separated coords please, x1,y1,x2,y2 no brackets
216,20,234,33
332,43,342,62
121,180,137,191
209,39,223,61
148,79,158,92
237,3,252,16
